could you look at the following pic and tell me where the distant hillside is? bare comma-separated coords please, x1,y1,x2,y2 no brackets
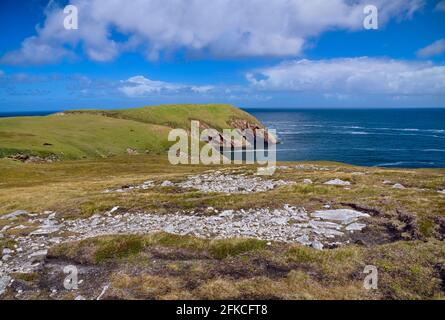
0,104,264,160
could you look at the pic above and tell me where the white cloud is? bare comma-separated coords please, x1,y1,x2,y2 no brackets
0,0,424,65
246,57,445,95
0,37,73,66
416,39,445,58
190,86,215,94
119,75,216,97
435,1,445,11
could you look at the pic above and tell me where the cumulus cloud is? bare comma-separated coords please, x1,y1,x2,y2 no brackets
119,75,215,97
246,57,445,95
0,0,424,65
0,36,73,66
416,39,445,58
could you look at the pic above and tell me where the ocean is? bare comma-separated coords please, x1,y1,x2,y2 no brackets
248,108,445,168
1,108,444,168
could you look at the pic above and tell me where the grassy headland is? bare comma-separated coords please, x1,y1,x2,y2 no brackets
0,104,260,160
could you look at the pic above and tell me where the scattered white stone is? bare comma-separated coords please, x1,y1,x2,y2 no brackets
294,165,330,171
1,210,29,220
295,235,312,246
60,205,368,249
178,172,292,194
104,170,293,194
105,180,154,193
75,295,86,300
311,240,324,250
28,250,48,262
0,204,372,278
96,285,109,300
219,210,234,218
345,223,367,232
303,179,313,184
0,275,12,296
12,225,27,230
161,180,174,187
438,189,445,195
109,206,120,214
392,183,406,190
163,225,175,233
324,179,351,186
2,248,13,255
31,220,62,235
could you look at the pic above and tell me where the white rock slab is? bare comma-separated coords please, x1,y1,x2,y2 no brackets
345,223,367,231
0,210,29,220
324,179,351,186
311,209,369,224
161,180,174,187
0,275,11,296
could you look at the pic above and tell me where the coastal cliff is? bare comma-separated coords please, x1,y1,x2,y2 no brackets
0,104,276,161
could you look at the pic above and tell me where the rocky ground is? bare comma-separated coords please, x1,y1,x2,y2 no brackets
1,158,444,300
105,170,293,194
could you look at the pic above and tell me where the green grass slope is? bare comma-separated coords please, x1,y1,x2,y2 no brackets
65,104,262,131
0,104,261,160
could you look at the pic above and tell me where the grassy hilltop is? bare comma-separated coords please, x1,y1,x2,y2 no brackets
0,104,261,160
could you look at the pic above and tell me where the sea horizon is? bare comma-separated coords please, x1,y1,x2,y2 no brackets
1,106,445,117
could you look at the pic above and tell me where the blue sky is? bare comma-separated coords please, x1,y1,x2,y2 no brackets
0,0,444,111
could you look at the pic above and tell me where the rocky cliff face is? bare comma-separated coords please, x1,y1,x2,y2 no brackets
200,119,279,149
